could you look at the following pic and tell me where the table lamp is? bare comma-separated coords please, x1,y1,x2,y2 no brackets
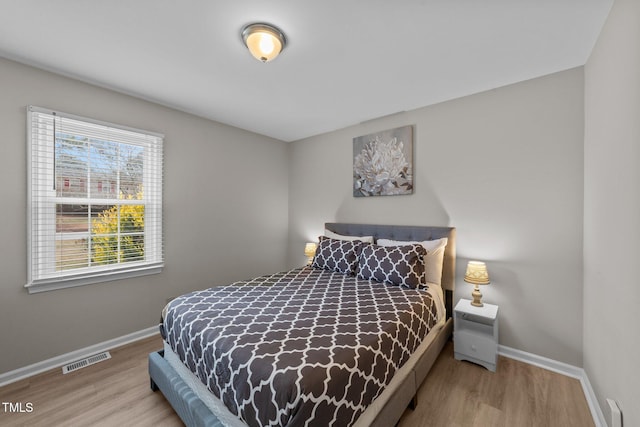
464,261,490,307
304,242,318,265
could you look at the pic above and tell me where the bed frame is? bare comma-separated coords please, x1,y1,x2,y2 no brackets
149,223,456,427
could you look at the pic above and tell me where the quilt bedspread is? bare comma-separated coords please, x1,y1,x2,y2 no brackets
163,267,439,427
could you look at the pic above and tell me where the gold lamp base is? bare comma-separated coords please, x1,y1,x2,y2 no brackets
471,284,484,307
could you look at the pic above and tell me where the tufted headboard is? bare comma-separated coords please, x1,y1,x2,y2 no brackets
325,223,456,315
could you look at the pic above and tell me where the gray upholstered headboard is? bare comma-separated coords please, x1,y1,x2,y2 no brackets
325,223,456,315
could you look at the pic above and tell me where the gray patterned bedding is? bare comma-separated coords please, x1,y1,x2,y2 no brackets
163,266,441,427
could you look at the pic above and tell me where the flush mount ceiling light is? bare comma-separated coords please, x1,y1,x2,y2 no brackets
241,23,287,63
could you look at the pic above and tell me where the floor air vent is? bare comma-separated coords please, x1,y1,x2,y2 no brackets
62,351,111,374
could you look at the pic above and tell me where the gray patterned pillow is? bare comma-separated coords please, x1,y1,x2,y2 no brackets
357,243,427,289
312,237,362,275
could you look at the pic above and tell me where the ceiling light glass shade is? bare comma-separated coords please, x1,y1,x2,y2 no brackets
241,23,287,62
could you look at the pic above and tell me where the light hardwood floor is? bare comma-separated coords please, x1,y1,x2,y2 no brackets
397,342,594,427
0,335,594,427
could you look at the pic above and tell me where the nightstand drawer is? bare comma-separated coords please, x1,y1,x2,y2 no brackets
454,330,497,364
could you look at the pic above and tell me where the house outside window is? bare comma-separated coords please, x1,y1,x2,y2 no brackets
27,106,164,293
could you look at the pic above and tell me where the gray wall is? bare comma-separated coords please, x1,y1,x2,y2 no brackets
584,0,639,424
0,57,289,374
288,68,585,366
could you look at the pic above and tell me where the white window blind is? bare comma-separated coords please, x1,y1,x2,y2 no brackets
27,106,164,293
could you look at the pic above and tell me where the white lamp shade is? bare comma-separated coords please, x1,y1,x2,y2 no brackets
464,261,490,285
304,242,318,258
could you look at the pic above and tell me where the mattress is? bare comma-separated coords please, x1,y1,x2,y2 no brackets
164,318,445,427
163,267,445,427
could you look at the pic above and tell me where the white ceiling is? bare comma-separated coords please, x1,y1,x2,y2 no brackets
0,1,612,142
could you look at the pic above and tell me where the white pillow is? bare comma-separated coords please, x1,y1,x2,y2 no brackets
324,229,374,243
377,237,448,286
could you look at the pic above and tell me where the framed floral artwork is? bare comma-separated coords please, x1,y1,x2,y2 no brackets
353,125,413,197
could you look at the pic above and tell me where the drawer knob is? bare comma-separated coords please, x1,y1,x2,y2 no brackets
471,345,477,351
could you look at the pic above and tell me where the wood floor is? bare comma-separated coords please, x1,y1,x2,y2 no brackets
397,342,594,427
0,335,594,427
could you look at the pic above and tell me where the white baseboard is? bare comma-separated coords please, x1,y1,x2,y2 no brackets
499,345,606,427
0,325,159,387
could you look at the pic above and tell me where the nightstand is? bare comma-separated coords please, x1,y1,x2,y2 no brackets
454,299,499,372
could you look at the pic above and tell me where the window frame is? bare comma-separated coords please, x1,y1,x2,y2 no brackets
26,106,164,294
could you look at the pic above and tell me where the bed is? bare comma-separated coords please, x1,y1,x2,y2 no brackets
149,223,456,427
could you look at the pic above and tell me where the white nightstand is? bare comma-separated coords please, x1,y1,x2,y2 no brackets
454,299,499,372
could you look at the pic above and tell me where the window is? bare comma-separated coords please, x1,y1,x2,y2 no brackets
27,106,164,293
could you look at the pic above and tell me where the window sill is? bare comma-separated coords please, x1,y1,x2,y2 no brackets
25,263,164,294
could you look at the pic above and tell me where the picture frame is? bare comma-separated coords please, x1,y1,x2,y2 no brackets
353,125,413,197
